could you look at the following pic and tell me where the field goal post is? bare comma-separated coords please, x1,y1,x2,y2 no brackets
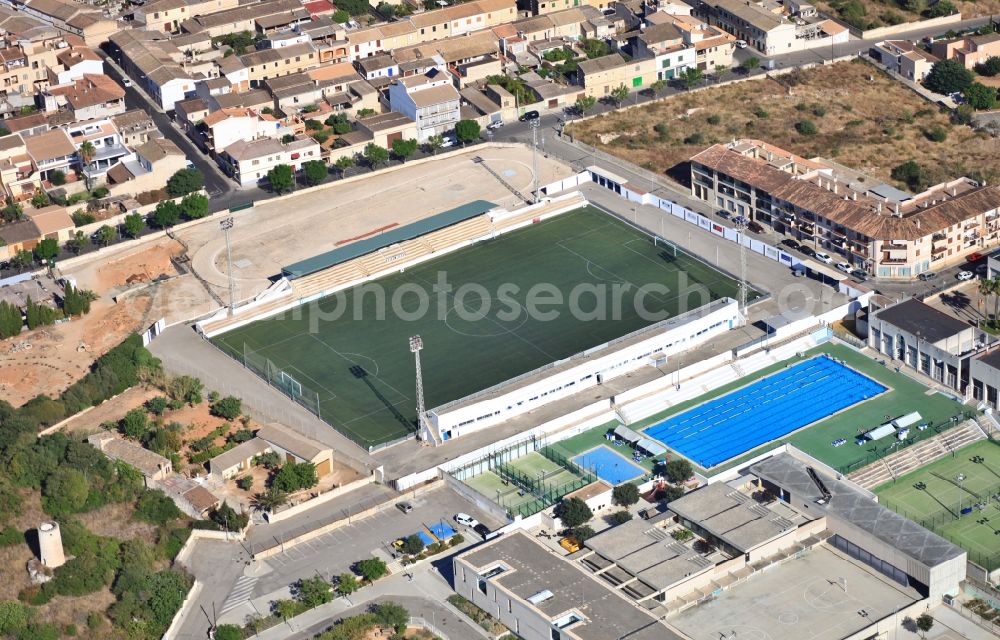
278,370,303,397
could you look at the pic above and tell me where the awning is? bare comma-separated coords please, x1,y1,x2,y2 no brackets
865,424,896,441
800,259,848,281
636,437,667,457
614,425,643,443
893,412,921,428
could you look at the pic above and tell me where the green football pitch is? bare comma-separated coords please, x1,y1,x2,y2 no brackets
876,439,1000,570
212,206,749,448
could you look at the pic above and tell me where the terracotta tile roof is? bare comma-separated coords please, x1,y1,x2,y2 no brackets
49,74,124,110
24,128,75,162
26,206,73,235
201,107,253,127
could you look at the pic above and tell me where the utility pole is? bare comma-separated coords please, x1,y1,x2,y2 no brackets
220,217,236,316
410,335,434,445
530,119,540,203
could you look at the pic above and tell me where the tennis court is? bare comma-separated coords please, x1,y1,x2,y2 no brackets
643,356,886,468
572,445,646,485
876,439,1000,570
464,470,539,512
212,205,748,448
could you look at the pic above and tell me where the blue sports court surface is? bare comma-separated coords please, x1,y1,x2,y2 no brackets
572,446,647,485
427,521,456,540
643,356,887,468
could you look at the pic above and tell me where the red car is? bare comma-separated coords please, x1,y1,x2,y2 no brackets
968,252,983,262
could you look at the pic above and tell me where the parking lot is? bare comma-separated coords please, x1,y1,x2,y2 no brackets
217,485,504,624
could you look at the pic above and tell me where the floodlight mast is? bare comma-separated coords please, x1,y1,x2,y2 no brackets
410,335,437,445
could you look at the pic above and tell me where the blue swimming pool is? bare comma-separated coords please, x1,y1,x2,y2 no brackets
643,355,886,468
573,445,647,485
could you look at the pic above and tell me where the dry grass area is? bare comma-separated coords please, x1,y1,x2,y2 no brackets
812,0,1000,30
568,61,999,189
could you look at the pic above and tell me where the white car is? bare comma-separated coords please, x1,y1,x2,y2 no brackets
835,262,852,273
814,252,833,264
735,40,748,49
957,270,975,281
455,513,480,528
486,120,504,130
121,77,132,87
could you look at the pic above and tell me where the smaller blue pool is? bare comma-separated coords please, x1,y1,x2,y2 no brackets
573,445,646,485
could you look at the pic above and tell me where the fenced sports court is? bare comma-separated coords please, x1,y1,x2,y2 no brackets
643,355,886,468
876,439,1000,571
450,437,597,517
213,205,749,449
572,445,647,485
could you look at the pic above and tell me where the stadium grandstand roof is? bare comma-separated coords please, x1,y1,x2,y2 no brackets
281,200,498,279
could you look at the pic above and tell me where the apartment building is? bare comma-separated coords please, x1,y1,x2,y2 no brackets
527,0,613,14
0,8,89,107
931,32,1000,69
176,0,301,37
695,0,847,55
689,139,1000,279
109,30,196,110
387,73,460,141
968,347,1000,409
872,39,938,82
647,12,735,71
219,135,320,186
240,42,319,87
133,0,240,34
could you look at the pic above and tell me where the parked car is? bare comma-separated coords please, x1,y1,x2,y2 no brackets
850,269,868,281
977,263,989,275
473,523,491,539
780,239,800,250
747,220,764,234
396,501,413,514
918,271,937,281
799,246,816,258
486,119,504,130
519,110,540,122
835,262,852,273
967,252,983,262
814,252,833,264
440,135,456,148
716,210,731,219
791,266,806,277
957,270,975,281
454,513,480,528
121,77,132,87
735,40,748,48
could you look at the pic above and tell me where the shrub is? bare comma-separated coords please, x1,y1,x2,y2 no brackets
134,490,182,525
401,534,424,555
753,106,769,119
214,624,243,640
706,114,721,125
210,396,242,420
924,125,948,142
612,483,639,507
236,476,253,491
795,120,818,135
305,119,324,131
355,557,388,582
271,461,318,493
683,132,704,145
145,396,169,415
610,510,633,525
976,56,1000,76
0,526,22,546
50,170,66,186
812,105,827,117
91,187,109,199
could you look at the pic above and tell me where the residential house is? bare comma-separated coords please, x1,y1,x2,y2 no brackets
216,55,249,93
49,46,104,85
0,134,41,201
388,73,460,141
240,42,319,88
0,9,74,109
109,30,196,110
23,127,75,181
650,12,735,71
15,0,118,45
265,62,378,115
43,74,126,120
631,21,696,81
689,139,1000,279
200,107,282,154
133,0,241,34
355,111,417,148
931,33,1000,69
112,109,160,147
87,431,172,485
355,53,399,82
0,218,42,255
106,137,187,196
25,204,73,242
67,118,129,180
176,0,301,38
695,0,847,55
210,88,273,111
577,52,656,96
872,40,938,82
219,135,320,186
174,97,209,136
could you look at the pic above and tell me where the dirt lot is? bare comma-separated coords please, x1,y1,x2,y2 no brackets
813,0,1000,30
567,61,998,189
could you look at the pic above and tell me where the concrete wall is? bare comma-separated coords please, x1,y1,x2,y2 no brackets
844,12,961,39
264,474,374,523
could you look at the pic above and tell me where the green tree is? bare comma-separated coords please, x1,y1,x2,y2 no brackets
11,249,33,269
915,613,934,638
134,489,182,525
250,488,288,514
167,375,202,405
272,461,318,493
610,510,633,525
49,170,66,186
77,141,96,189
391,138,418,163
210,395,242,420
95,225,115,246
554,497,592,529
180,193,209,219
609,84,630,107
34,238,58,262
612,483,640,507
964,82,998,110
31,192,49,208
214,624,243,640
679,67,703,90
714,64,730,82
924,59,973,94
332,8,350,22
42,468,89,515
267,164,294,194
572,524,595,541
362,143,389,168
664,458,693,484
373,602,409,633
0,301,22,339
0,200,22,222
356,557,388,582
649,78,667,96
575,95,597,114
424,135,444,155
334,155,355,177
336,573,359,596
120,408,149,439
976,55,1000,76
294,576,332,608
741,56,761,73
795,120,818,135
891,160,927,191
123,212,144,238
66,230,87,255
302,160,328,186
166,168,204,197
455,120,481,146
152,200,181,228
401,533,424,555
581,38,610,59
925,0,955,17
